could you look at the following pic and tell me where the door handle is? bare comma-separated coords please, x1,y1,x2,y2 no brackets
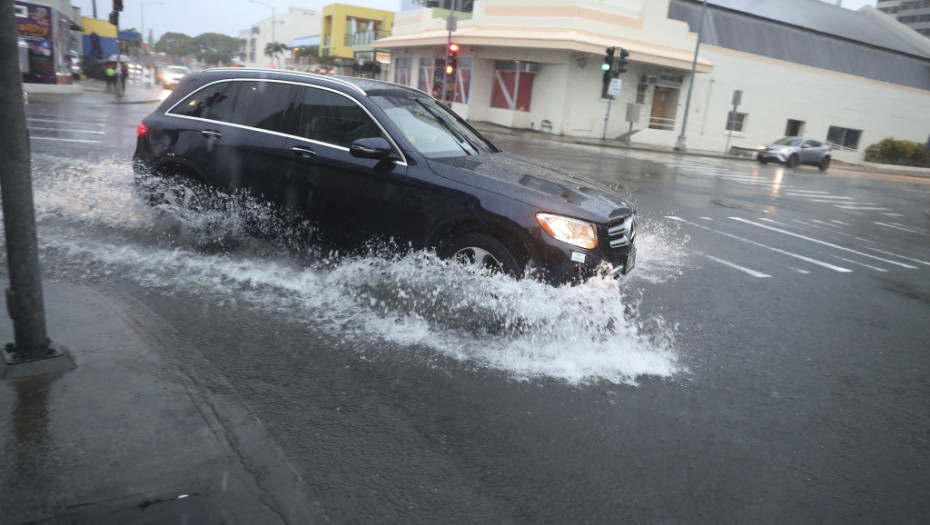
201,129,222,139
291,146,316,159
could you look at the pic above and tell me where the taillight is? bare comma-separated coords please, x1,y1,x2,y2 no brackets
136,122,148,140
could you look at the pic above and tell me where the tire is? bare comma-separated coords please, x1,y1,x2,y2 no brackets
786,154,800,169
818,157,831,171
439,232,523,278
757,155,768,165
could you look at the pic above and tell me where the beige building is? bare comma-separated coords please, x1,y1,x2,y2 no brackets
376,0,930,161
239,7,321,68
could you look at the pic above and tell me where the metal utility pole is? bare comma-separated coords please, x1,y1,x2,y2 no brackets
442,10,457,104
0,2,60,366
674,0,708,152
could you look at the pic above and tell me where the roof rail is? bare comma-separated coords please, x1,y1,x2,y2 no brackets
201,67,367,95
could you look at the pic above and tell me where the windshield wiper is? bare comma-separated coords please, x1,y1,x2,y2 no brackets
415,99,481,155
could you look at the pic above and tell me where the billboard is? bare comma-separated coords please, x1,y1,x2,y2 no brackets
15,1,73,84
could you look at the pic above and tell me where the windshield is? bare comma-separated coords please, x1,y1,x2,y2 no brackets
773,137,803,146
372,95,496,158
168,66,189,74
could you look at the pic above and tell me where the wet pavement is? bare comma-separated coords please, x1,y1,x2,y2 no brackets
0,281,327,524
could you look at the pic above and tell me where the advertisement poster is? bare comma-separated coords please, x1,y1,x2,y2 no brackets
16,1,71,84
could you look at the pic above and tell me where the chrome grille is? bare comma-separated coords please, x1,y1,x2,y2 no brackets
608,215,635,248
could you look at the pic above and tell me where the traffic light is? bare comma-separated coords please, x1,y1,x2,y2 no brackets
601,47,615,73
109,10,119,25
113,0,123,12
445,42,459,75
616,48,629,74
601,47,615,98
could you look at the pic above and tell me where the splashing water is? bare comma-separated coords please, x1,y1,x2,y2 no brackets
19,155,690,385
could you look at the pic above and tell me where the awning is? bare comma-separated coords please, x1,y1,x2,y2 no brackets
374,27,713,73
289,36,321,48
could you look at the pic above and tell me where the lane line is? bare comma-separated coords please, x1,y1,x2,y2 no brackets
728,217,917,269
865,247,930,266
27,117,106,126
29,136,101,144
28,126,106,135
666,216,852,272
785,190,831,195
699,253,772,278
875,222,928,235
834,205,892,211
829,255,888,272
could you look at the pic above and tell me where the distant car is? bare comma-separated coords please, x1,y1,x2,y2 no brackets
68,50,82,80
757,137,832,170
158,65,189,88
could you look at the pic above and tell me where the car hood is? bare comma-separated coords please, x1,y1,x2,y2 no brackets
761,143,797,150
426,152,633,220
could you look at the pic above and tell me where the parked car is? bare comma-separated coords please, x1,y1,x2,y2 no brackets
68,49,81,80
757,136,832,170
133,68,637,285
157,65,189,88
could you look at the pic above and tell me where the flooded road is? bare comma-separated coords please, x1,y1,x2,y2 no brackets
8,90,930,524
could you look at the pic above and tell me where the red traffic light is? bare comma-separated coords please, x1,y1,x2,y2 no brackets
449,43,459,53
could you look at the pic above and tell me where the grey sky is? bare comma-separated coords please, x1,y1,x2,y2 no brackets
69,0,877,43
70,0,402,41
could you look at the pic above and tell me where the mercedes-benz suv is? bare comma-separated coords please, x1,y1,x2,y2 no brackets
133,68,636,285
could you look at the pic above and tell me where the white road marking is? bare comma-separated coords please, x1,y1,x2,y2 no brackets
808,197,856,203
874,222,927,235
785,190,831,195
829,255,888,272
728,217,917,269
789,267,811,274
700,253,772,278
29,136,101,144
27,117,106,126
28,126,106,135
865,247,930,266
834,205,892,211
666,216,853,272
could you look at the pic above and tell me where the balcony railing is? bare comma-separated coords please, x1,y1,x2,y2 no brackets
349,29,389,46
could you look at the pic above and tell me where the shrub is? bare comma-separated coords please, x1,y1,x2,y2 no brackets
864,137,930,167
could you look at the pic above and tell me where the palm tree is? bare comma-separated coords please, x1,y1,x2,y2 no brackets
264,42,288,68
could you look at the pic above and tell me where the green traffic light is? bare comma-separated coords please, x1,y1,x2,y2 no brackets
601,63,610,71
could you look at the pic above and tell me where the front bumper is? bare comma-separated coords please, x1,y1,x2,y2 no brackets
757,150,788,163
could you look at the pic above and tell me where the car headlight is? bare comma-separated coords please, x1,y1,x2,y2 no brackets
536,213,598,249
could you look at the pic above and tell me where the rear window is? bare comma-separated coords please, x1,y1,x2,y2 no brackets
169,80,296,133
170,81,238,122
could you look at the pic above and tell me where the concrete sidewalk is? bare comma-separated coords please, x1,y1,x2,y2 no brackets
0,280,327,524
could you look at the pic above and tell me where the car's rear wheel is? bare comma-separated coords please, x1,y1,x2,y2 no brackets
439,232,523,278
786,154,800,168
818,157,831,171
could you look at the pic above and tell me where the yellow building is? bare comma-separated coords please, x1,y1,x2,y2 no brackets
321,3,394,77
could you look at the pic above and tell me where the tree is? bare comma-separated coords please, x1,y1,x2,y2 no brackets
294,45,335,69
192,33,240,66
153,32,194,60
264,42,288,67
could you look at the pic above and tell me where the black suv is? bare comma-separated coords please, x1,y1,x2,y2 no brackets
133,68,636,285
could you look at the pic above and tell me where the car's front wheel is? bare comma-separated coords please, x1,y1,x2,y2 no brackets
818,157,831,171
439,232,523,278
757,156,768,165
786,154,800,168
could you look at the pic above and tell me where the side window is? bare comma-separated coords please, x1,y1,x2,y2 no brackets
171,81,239,122
294,87,383,148
229,81,297,133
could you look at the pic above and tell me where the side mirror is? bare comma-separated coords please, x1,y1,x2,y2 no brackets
350,137,396,160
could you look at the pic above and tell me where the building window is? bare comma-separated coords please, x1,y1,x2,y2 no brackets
636,83,648,104
491,60,536,112
418,58,450,99
395,58,411,86
453,58,473,103
726,111,747,132
827,126,863,150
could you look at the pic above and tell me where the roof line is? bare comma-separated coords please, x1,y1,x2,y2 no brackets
202,67,367,95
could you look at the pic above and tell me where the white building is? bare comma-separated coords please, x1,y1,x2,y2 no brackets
375,0,930,161
240,7,321,68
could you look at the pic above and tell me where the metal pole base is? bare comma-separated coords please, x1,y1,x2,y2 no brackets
2,341,74,380
3,340,62,364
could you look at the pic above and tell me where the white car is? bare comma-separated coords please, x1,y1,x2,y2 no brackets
158,65,190,88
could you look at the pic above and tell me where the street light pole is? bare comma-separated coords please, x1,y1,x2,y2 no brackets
674,0,708,152
250,0,276,67
141,2,165,50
